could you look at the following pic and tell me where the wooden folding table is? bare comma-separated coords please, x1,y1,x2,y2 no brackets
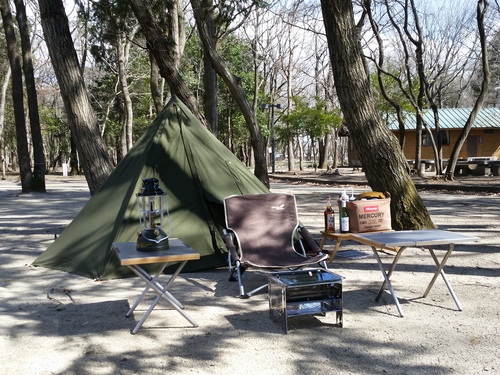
319,231,353,262
319,230,397,262
113,239,200,334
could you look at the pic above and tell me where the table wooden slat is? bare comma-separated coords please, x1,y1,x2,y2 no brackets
113,239,200,266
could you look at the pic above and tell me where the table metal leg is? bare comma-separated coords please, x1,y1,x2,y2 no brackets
126,260,198,333
126,263,169,317
371,246,405,317
130,262,187,310
375,247,406,301
127,266,184,324
424,245,462,311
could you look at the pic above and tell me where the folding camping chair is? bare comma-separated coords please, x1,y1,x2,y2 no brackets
223,193,328,298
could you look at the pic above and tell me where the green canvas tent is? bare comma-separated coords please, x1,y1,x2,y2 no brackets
33,96,269,279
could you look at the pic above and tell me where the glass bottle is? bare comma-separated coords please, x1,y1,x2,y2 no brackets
324,196,335,233
340,199,349,233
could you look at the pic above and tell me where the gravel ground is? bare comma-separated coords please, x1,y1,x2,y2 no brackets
0,174,498,375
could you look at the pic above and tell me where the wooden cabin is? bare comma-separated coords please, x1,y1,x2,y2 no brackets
388,108,500,160
345,108,500,175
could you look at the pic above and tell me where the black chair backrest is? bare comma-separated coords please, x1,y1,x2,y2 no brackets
224,193,299,267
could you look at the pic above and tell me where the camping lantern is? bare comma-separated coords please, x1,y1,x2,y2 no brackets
136,178,171,251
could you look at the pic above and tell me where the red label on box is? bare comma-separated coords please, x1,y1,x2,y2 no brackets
363,205,379,212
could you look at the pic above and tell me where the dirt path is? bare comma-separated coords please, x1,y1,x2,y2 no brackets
0,176,498,374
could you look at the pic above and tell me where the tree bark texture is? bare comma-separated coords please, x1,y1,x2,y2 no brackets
14,0,46,191
202,6,218,135
0,0,33,192
39,0,113,195
320,0,434,230
191,0,269,187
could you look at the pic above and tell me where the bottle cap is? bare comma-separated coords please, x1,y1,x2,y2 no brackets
341,190,348,201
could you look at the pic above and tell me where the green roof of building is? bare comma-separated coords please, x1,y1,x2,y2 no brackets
387,108,500,130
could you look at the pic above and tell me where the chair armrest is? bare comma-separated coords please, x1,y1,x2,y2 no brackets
223,229,241,261
297,224,322,255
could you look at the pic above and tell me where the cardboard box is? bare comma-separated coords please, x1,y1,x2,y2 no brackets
345,198,392,233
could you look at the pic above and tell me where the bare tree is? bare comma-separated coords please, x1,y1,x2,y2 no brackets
191,0,269,186
39,0,113,195
445,0,491,179
367,0,477,176
364,0,408,153
320,0,434,230
114,17,140,156
128,0,205,123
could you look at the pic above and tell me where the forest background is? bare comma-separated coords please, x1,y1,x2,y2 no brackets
0,0,499,196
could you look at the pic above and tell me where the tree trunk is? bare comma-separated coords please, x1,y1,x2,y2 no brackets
0,0,33,192
203,55,218,135
320,0,434,230
365,2,407,152
202,2,218,135
317,141,326,169
286,16,296,172
0,63,10,180
14,0,46,191
116,27,134,152
69,135,79,175
39,0,113,195
129,0,205,124
298,136,304,171
191,0,269,187
118,117,126,164
287,139,294,172
445,1,490,180
332,130,338,169
149,50,164,114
